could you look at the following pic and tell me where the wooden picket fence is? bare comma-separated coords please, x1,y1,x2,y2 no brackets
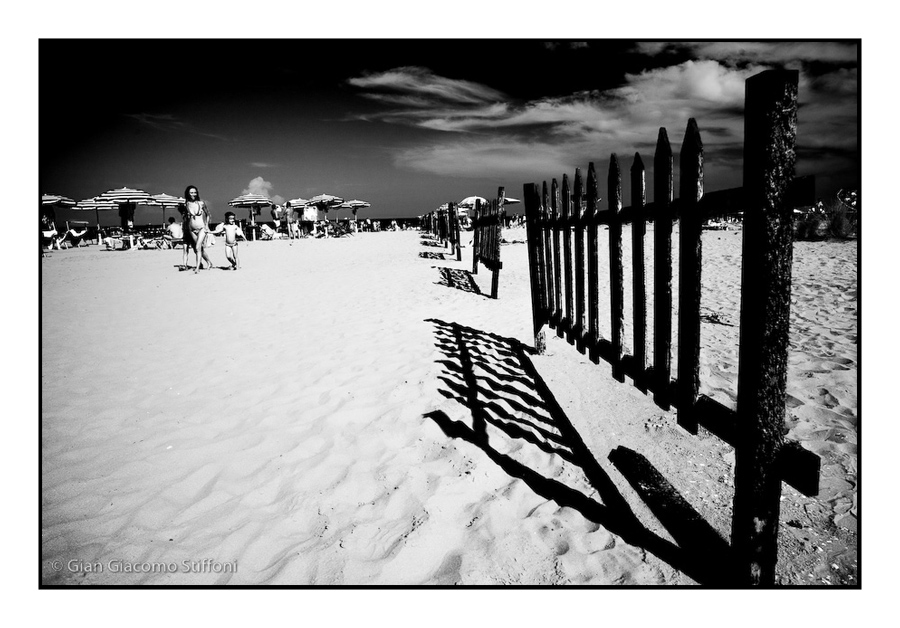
421,204,461,260
471,187,506,299
523,70,821,586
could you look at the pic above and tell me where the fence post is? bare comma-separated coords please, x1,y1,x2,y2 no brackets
677,119,703,434
542,181,556,325
561,174,574,342
608,155,624,382
450,202,462,261
490,199,502,299
653,128,673,409
573,168,586,353
525,183,547,352
472,200,481,274
631,153,648,391
587,163,600,364
551,179,563,333
731,69,799,587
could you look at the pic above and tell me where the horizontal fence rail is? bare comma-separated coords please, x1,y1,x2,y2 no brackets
523,70,820,586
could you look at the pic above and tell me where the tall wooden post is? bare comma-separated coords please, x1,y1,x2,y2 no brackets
573,168,586,353
561,175,574,342
731,69,799,586
677,119,703,434
608,155,624,381
525,183,546,352
472,200,482,274
631,153,648,390
551,179,563,331
587,163,600,363
653,129,674,409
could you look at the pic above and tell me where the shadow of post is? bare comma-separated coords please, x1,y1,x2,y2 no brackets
425,318,734,585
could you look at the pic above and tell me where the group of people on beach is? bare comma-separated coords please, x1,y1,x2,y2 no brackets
173,185,246,273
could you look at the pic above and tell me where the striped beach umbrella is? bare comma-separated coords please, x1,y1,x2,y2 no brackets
229,193,273,239
41,194,76,208
339,199,371,222
152,193,185,225
97,187,159,229
306,193,344,221
75,196,118,228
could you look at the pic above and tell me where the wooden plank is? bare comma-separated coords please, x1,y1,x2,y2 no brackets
573,168,586,353
677,118,703,435
631,153,648,391
587,163,600,364
542,181,556,324
608,155,624,381
490,199,501,299
653,128,674,410
731,69,801,587
562,174,574,342
524,183,546,351
551,179,563,332
471,200,481,274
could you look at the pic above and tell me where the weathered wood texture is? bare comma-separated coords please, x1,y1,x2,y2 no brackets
731,69,800,587
520,70,818,586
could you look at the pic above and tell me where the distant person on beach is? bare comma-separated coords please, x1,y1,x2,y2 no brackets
211,211,247,270
183,185,213,273
283,202,299,244
271,203,282,232
165,217,190,269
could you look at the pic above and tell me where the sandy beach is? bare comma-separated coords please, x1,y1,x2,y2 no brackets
40,226,857,586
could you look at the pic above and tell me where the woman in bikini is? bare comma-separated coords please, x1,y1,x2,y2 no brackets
182,185,213,273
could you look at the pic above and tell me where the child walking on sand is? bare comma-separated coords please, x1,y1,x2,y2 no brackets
211,212,247,270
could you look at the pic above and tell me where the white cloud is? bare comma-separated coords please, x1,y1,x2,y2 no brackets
348,66,507,106
242,176,284,205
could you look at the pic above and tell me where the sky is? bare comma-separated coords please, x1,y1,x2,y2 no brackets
39,39,859,226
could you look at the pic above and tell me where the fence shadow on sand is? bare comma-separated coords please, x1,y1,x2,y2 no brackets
424,318,734,585
433,267,482,296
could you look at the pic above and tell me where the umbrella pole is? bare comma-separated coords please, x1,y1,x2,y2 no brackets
250,208,256,241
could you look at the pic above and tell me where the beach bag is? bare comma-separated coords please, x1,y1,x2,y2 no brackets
205,232,216,246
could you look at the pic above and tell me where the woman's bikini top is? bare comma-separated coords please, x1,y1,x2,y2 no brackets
187,201,204,218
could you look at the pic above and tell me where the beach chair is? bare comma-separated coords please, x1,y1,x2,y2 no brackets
59,228,90,248
41,229,62,251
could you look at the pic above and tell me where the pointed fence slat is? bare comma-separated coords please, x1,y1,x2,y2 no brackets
608,155,625,382
561,175,574,341
631,153,648,390
587,163,601,364
653,128,674,409
525,183,546,350
542,181,556,324
551,179,563,331
573,168,586,353
676,119,704,434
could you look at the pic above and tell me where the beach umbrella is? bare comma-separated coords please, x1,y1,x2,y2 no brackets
41,194,76,208
229,193,273,239
41,194,77,229
306,193,344,221
287,198,315,222
457,196,489,209
152,193,185,225
339,199,370,222
96,187,159,229
74,196,118,228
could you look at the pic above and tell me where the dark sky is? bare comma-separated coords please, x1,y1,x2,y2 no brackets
40,39,859,224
